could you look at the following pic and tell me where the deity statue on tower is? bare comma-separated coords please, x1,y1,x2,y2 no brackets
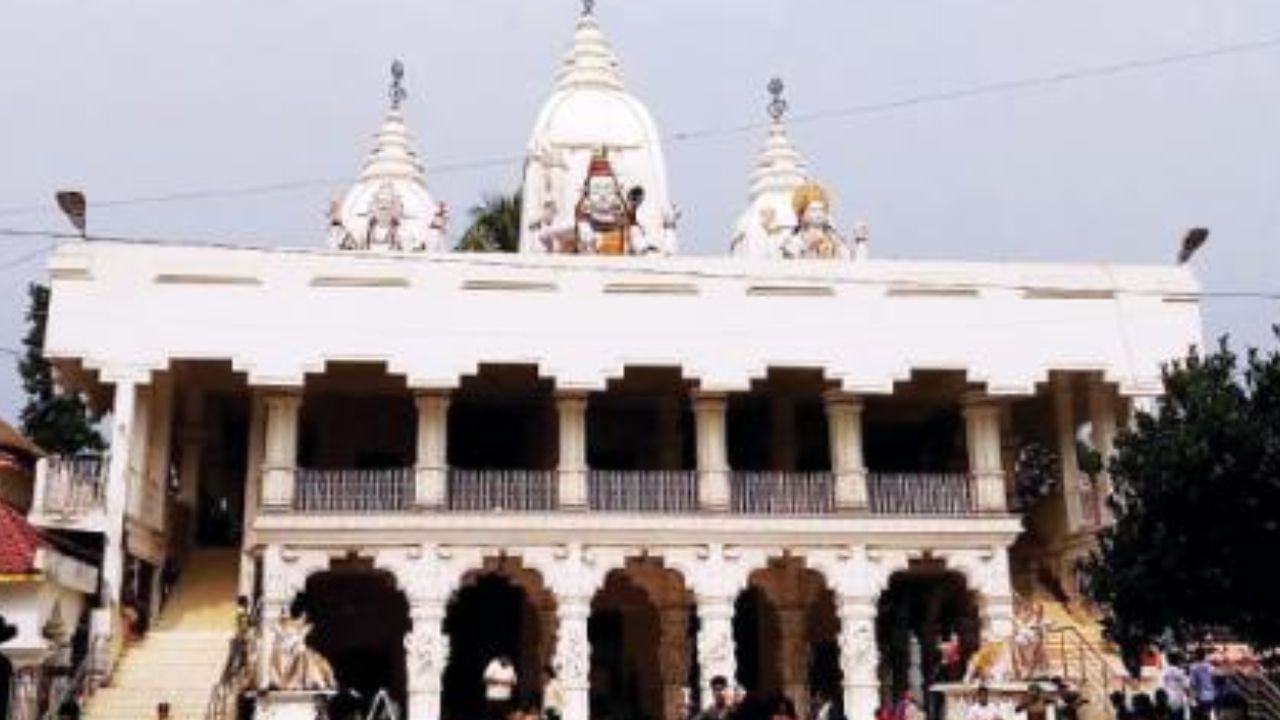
784,182,851,260
364,181,406,251
574,149,643,256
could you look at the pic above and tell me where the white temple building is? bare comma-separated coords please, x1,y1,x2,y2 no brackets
25,6,1201,720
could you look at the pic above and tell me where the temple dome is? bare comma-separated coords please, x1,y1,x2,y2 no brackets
328,61,448,254
519,7,677,256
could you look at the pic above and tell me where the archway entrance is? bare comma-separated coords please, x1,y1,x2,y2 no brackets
443,560,553,720
303,561,411,713
735,558,841,719
590,559,691,720
876,563,980,716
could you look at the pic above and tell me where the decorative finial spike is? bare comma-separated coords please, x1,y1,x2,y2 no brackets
582,0,595,15
767,77,788,122
389,59,408,109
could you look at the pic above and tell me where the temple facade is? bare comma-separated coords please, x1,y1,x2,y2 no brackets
26,6,1201,720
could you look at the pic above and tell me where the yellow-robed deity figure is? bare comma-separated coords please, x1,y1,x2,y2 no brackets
787,181,850,260
575,149,639,256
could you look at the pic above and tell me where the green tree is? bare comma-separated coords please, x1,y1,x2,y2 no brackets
457,191,522,253
1084,334,1280,666
18,283,104,454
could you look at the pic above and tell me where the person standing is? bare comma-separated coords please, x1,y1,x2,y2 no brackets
964,686,1001,720
484,655,519,720
1188,651,1216,720
1161,655,1191,720
698,676,735,720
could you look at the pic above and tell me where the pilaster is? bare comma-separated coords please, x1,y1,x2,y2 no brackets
836,597,879,720
1053,375,1084,531
962,393,1007,513
1088,379,1118,526
413,390,451,510
692,392,730,512
261,390,303,510
556,392,589,510
825,392,869,512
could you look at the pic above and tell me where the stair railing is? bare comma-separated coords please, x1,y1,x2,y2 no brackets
1222,669,1280,720
1042,625,1115,705
205,599,260,720
37,637,106,720
364,689,401,720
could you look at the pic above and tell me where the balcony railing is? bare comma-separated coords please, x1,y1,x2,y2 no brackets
38,456,108,518
294,468,414,513
730,471,835,515
588,470,698,513
867,472,974,515
447,469,557,512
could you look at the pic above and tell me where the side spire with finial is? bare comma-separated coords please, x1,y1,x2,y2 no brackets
747,76,807,201
767,77,788,123
582,0,595,15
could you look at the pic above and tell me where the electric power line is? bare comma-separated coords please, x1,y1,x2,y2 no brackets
0,34,1276,220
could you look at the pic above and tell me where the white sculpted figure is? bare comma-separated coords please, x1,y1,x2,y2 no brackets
574,149,642,256
784,182,850,260
268,612,337,692
364,181,406,251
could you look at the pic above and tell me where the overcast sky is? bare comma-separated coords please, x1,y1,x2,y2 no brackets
2,0,1279,420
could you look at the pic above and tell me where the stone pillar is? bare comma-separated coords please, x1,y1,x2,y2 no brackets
1088,379,1118,525
103,380,139,608
837,597,879,720
239,392,266,596
405,599,450,720
261,390,302,510
778,606,809,718
177,388,206,548
414,390,451,509
143,372,174,534
825,392,869,512
659,606,691,720
770,395,796,471
1053,376,1084,531
557,392,589,510
696,594,736,699
962,394,1007,513
693,392,730,512
555,595,593,720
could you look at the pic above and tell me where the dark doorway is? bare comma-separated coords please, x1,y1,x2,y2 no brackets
444,574,539,720
303,564,410,712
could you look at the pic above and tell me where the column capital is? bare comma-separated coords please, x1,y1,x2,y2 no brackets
822,390,864,410
262,388,304,410
690,389,728,408
960,390,1003,411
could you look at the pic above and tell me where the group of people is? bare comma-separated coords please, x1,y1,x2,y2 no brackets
482,657,564,720
1109,650,1250,720
691,676,844,720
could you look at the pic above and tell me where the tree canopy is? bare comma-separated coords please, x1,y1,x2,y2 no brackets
457,191,521,253
18,283,104,454
1085,334,1280,663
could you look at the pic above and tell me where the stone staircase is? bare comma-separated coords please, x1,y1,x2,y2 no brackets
1022,593,1129,719
86,549,240,720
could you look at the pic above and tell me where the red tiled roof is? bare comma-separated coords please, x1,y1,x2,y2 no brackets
0,500,39,576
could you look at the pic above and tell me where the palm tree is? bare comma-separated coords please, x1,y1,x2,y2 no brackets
457,191,522,252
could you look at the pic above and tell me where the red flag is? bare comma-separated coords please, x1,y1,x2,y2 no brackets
55,191,86,234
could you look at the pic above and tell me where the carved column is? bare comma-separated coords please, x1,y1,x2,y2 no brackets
261,390,302,510
659,606,691,720
837,597,879,720
557,392,589,510
825,392,869,512
142,372,174,536
414,390,451,509
239,392,265,596
778,606,809,719
962,394,1007,513
556,595,593,720
1053,376,1084,531
693,392,730,512
102,380,139,609
1088,379,1118,526
405,599,449,720
696,595,736,699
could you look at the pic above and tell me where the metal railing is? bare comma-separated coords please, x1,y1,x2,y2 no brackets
293,468,414,513
1222,669,1280,720
867,472,974,515
446,469,557,512
204,600,259,720
38,455,108,518
1041,625,1116,712
588,470,699,513
729,471,835,515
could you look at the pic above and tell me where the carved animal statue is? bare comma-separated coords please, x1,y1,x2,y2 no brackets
268,614,337,691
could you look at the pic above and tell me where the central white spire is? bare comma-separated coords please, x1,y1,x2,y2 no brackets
519,5,678,256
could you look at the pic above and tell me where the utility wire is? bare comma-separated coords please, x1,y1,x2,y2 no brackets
1,34,1277,219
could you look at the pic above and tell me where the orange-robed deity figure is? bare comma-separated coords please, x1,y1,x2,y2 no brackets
575,149,640,256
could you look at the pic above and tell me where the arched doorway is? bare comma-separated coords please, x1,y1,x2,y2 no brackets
735,558,841,719
876,563,980,715
302,561,411,713
443,560,553,720
590,559,691,720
